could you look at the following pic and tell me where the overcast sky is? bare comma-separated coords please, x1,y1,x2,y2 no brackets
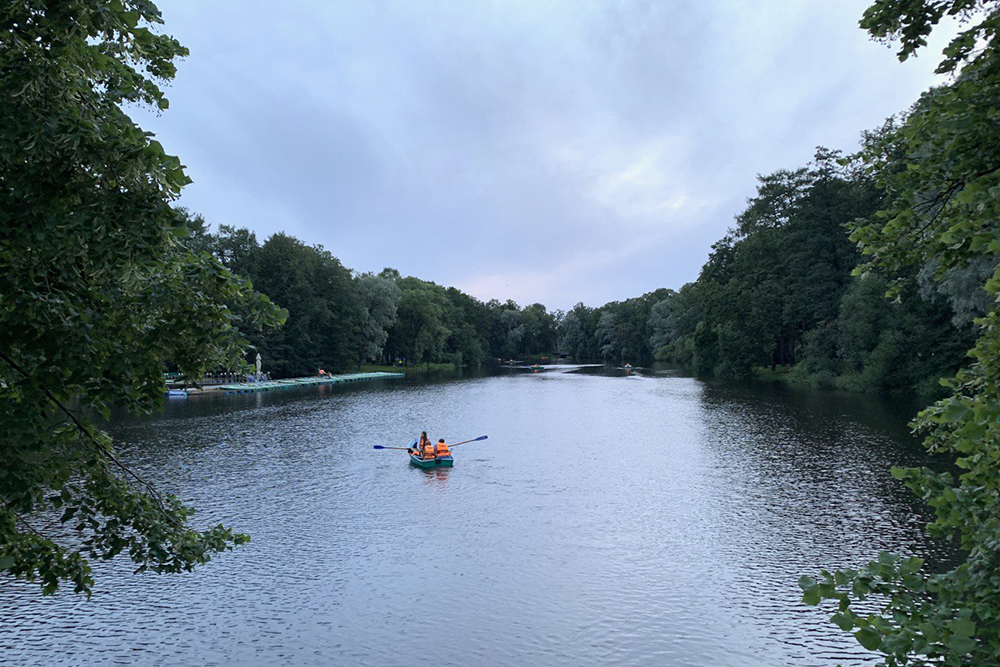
137,1,950,311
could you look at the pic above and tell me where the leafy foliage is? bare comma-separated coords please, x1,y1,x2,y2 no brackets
644,149,974,392
245,234,359,377
355,274,401,367
801,3,1000,665
191,225,568,370
0,0,283,595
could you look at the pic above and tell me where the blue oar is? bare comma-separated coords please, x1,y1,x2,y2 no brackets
374,437,418,451
372,435,487,450
447,435,488,448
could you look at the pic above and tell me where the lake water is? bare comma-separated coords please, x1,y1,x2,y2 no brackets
0,365,950,666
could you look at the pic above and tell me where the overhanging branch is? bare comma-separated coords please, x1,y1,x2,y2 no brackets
0,350,180,526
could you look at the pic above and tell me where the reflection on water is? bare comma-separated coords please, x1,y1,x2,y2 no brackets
0,367,949,666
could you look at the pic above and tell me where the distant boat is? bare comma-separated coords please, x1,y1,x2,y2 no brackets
166,389,188,397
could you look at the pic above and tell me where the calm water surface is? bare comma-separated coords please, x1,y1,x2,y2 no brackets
0,366,950,666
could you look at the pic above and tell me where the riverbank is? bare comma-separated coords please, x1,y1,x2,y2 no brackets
167,371,404,396
756,364,945,398
359,362,456,373
649,359,945,400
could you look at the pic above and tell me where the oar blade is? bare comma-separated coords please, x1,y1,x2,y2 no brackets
373,445,386,449
448,434,489,447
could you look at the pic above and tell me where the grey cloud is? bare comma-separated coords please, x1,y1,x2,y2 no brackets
138,0,947,310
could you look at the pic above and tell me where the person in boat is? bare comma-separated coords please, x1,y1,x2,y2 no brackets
422,438,436,460
411,431,431,457
435,438,451,458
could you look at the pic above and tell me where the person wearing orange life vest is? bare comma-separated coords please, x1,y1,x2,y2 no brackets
416,431,433,458
413,431,431,458
419,432,435,459
434,438,451,458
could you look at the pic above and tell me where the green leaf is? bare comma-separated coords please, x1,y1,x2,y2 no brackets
855,627,882,651
945,634,977,654
942,400,972,422
832,612,855,631
799,576,821,605
948,618,976,637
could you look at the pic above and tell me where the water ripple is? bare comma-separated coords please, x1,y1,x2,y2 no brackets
0,372,945,666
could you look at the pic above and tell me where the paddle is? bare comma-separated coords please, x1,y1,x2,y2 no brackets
373,437,419,451
372,435,487,450
446,435,488,448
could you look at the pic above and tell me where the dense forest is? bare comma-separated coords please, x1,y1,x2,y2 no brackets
650,148,990,394
185,220,562,376
189,146,986,397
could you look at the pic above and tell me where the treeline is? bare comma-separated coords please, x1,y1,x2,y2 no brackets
188,218,683,377
186,144,989,394
645,148,991,394
186,222,561,377
552,148,986,395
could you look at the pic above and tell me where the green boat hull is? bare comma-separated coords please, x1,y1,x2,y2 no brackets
409,453,454,468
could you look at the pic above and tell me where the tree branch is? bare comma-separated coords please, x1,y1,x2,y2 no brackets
907,162,1000,242
0,350,180,526
0,496,48,540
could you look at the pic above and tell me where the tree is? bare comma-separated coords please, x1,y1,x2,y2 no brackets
443,287,491,367
802,3,1000,664
251,234,359,377
387,277,452,365
521,303,558,355
499,309,525,359
211,224,261,277
653,283,703,367
354,273,401,368
558,309,587,360
919,257,998,328
595,311,619,361
0,1,284,595
685,152,892,378
647,297,676,354
733,167,812,235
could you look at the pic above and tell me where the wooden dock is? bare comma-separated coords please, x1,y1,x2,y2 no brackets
217,371,404,395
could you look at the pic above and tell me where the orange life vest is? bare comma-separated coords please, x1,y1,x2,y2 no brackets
435,442,450,457
422,444,435,459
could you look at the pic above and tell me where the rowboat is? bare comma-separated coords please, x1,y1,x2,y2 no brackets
406,437,454,468
409,452,454,468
